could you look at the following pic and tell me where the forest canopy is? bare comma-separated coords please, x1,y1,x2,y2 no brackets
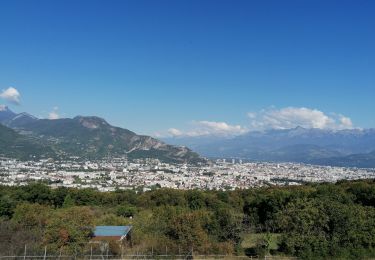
0,179,375,259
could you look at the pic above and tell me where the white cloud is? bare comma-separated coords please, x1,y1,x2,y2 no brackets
247,112,256,119
0,87,21,104
166,121,248,137
194,121,248,136
339,115,353,128
161,107,355,138
248,107,354,130
48,107,60,120
168,128,183,136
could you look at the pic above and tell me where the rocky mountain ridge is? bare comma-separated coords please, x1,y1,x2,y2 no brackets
0,106,204,163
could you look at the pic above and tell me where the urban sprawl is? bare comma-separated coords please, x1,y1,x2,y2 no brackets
1,157,374,191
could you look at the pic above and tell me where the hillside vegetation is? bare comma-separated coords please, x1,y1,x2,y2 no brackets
0,124,54,159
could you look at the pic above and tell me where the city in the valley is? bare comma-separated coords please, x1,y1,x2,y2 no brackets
1,156,374,191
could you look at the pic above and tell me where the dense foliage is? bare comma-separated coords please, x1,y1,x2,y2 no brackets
0,180,375,259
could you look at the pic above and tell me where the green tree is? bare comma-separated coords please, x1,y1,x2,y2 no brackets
116,204,137,218
0,195,15,219
12,202,51,228
186,190,205,210
44,206,95,253
62,194,75,208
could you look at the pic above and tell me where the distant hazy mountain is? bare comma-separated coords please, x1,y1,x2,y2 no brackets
165,127,375,167
0,107,203,163
0,105,17,122
312,150,375,168
0,106,38,128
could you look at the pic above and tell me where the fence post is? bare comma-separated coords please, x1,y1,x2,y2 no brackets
43,246,47,260
23,244,27,260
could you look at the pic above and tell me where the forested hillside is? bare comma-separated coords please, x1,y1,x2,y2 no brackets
0,180,375,259
0,124,54,159
0,107,204,163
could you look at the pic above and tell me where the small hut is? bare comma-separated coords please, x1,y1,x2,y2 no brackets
92,226,132,242
91,225,132,254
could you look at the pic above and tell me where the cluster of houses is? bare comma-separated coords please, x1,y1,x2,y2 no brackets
1,157,375,191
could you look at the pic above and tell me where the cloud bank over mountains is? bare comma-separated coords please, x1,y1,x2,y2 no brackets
48,107,60,120
165,107,355,138
168,121,248,137
247,107,353,131
0,87,63,120
0,88,357,138
0,87,21,104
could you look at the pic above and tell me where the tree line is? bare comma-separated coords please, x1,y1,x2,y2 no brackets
0,179,375,259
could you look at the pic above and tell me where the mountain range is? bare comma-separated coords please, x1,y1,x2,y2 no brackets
164,127,375,168
2,105,375,168
0,106,203,163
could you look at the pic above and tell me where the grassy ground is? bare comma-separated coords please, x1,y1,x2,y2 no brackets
241,233,282,250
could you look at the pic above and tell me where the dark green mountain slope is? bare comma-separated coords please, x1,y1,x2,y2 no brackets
0,124,53,159
18,116,203,163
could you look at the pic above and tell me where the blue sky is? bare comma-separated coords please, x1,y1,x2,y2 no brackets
0,0,374,136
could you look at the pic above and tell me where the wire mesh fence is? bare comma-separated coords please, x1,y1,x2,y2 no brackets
0,256,303,260
0,255,258,260
0,244,304,259
0,254,260,260
0,245,263,260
